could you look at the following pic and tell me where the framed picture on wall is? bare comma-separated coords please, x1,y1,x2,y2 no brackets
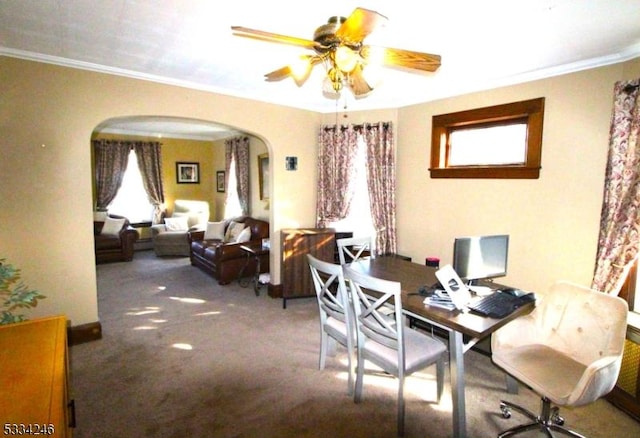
258,153,269,200
176,162,200,184
217,171,225,193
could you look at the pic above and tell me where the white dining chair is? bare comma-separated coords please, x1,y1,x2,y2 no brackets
307,254,356,395
344,265,447,437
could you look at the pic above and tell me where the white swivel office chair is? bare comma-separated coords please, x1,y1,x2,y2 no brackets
307,254,356,395
337,236,374,265
344,265,447,437
492,281,628,438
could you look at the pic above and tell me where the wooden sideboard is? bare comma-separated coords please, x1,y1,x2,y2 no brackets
0,315,74,437
280,228,336,308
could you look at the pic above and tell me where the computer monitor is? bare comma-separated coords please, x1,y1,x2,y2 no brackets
453,234,509,283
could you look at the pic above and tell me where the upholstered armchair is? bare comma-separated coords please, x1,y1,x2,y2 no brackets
94,213,139,263
491,281,628,437
151,200,210,256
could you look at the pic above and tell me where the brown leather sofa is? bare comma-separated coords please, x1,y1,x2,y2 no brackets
94,214,139,263
189,216,269,284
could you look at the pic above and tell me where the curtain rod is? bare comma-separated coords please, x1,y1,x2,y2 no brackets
322,122,391,132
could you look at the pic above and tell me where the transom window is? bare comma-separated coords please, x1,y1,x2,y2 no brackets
448,121,527,166
430,98,545,179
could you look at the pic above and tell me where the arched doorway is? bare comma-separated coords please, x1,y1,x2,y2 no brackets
90,115,272,303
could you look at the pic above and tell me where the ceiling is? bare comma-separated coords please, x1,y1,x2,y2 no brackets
2,1,640,136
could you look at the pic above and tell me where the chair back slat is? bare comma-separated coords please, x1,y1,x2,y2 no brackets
344,266,403,351
337,236,374,265
308,255,350,324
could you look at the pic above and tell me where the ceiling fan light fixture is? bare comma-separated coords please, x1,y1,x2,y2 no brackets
322,76,343,100
289,56,311,82
334,45,359,73
327,67,344,92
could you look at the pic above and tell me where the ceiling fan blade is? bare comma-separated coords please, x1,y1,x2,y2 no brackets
232,26,318,50
365,46,441,72
348,64,373,96
265,55,322,85
264,66,292,82
336,8,387,44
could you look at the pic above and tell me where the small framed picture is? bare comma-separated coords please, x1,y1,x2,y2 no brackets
216,170,225,193
176,162,200,184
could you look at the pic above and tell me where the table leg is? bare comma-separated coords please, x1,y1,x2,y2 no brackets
253,256,261,296
449,330,467,438
238,252,251,288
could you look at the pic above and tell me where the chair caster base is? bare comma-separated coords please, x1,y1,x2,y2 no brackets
497,398,586,438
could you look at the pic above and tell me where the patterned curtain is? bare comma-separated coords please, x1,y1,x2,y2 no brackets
133,141,165,224
316,125,359,227
225,136,250,216
592,79,640,295
364,122,397,256
93,139,131,211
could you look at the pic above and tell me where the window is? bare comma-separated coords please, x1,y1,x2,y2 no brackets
328,136,376,239
430,97,545,179
108,150,154,223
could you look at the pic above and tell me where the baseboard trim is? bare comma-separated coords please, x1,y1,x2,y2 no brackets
68,321,102,345
268,283,282,299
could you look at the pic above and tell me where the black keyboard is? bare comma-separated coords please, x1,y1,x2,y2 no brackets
468,291,535,318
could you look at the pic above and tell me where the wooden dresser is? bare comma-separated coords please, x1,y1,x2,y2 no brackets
280,228,336,308
0,316,74,437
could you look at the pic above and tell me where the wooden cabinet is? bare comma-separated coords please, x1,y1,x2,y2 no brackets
280,228,336,308
0,316,74,437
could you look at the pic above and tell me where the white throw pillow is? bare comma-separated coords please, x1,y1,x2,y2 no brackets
236,226,251,243
101,217,125,236
225,221,246,243
164,216,189,231
204,221,226,240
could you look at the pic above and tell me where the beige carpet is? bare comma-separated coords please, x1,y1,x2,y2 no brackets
70,251,640,437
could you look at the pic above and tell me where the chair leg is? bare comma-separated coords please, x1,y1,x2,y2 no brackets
319,331,328,370
354,349,365,403
435,357,445,403
397,373,405,437
345,341,354,397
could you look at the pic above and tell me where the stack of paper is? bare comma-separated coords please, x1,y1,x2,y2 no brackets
423,289,456,311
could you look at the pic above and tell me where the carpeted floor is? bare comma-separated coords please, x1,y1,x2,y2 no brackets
70,250,640,437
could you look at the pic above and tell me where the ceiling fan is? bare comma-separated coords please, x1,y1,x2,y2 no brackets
231,7,441,98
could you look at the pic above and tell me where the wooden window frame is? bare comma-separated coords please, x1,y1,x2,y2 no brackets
429,97,545,179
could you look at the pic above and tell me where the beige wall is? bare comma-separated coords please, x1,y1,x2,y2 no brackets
2,54,639,328
397,62,640,294
1,56,318,326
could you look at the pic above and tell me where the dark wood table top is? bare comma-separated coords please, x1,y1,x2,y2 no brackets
347,256,535,339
